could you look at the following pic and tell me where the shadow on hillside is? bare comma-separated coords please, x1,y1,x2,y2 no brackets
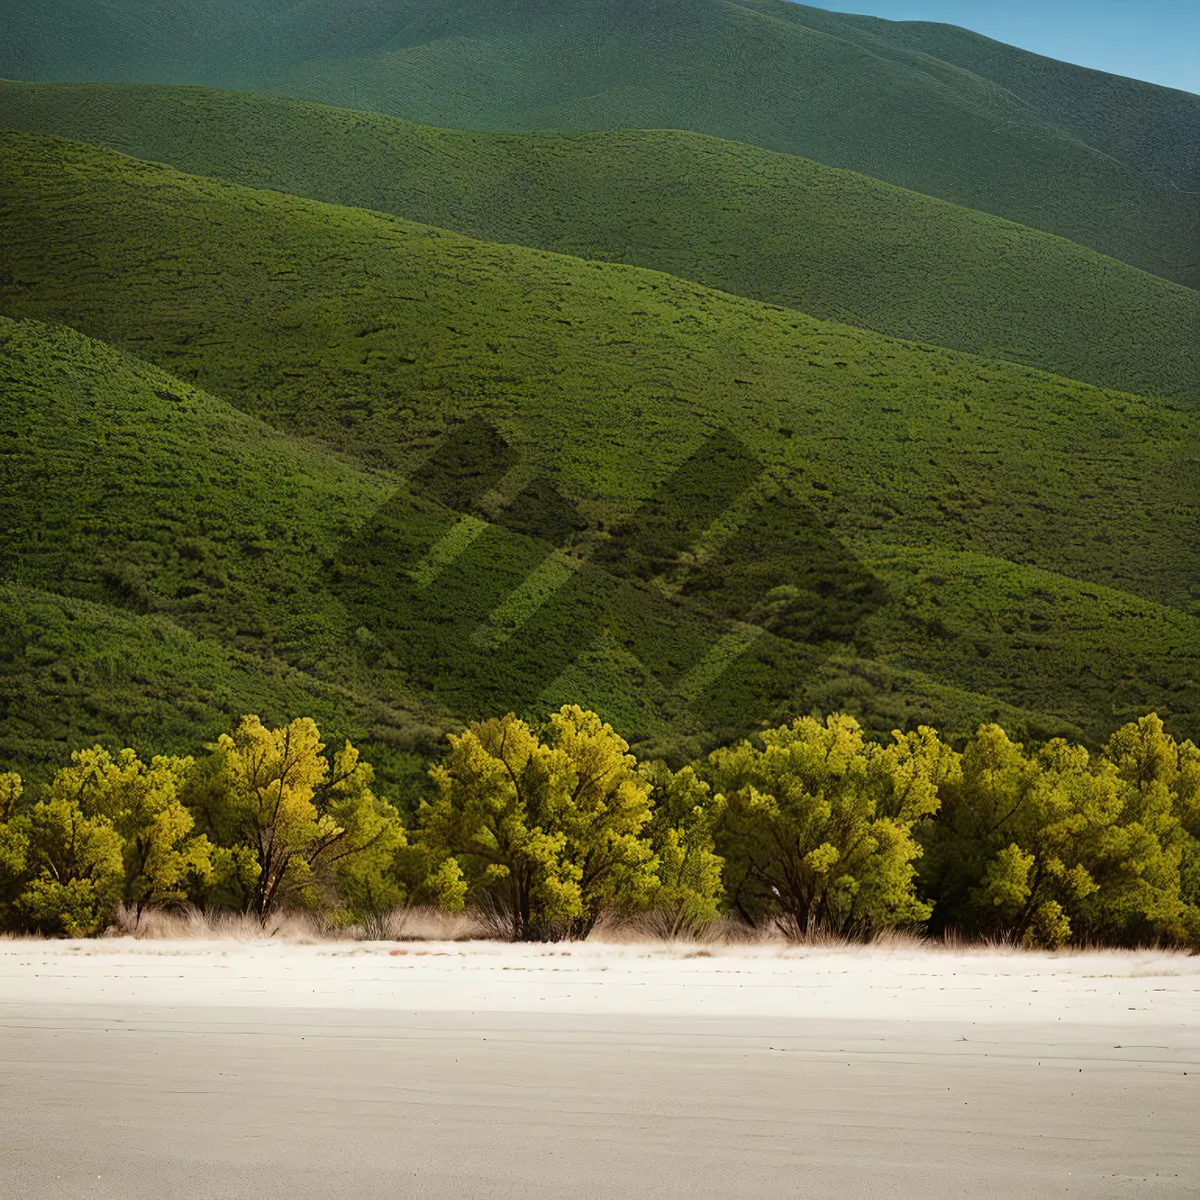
328,417,889,746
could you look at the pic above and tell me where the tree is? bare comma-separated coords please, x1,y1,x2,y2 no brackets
966,739,1117,948
710,715,949,937
1,747,215,935
46,747,213,920
639,762,725,934
420,706,655,939
923,721,1188,947
16,795,125,937
0,773,27,929
918,722,1039,938
543,705,657,934
1171,735,1200,941
1103,715,1200,943
203,716,405,920
0,773,20,823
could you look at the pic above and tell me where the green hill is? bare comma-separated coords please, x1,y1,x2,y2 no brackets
793,3,1200,191
2,0,1195,286
0,582,438,783
2,134,1197,775
4,310,1197,783
0,315,445,783
4,82,1195,402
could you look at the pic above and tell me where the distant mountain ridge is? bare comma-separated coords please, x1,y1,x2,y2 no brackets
767,3,1200,191
2,0,1196,286
4,81,1195,402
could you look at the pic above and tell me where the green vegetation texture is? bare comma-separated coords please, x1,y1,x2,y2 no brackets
799,3,1200,190
0,316,443,782
3,82,1195,402
2,0,1196,286
2,135,1197,780
2,708,1199,950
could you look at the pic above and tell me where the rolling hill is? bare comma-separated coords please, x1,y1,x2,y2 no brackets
1,0,1196,287
3,81,1196,402
0,315,444,784
2,132,1197,780
795,3,1200,191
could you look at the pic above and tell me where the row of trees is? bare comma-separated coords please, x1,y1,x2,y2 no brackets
1,707,1197,947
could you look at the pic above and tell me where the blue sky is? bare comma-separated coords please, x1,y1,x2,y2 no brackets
815,1,1200,94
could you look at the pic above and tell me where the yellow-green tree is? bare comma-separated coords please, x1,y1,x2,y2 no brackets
0,774,20,823
204,716,405,920
420,707,655,939
639,762,725,934
1103,715,1200,943
15,795,125,937
0,773,28,928
918,722,1037,938
710,715,950,936
923,720,1190,947
47,747,213,920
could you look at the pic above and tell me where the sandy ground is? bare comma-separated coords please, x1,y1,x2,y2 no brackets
2,939,1198,1022
1,941,1197,1198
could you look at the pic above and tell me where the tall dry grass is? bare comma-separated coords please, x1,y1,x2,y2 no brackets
103,903,809,945
96,904,969,948
104,903,489,943
591,910,937,949
15,904,1173,952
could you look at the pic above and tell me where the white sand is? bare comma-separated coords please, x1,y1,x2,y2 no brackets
3,941,1197,1198
1,938,1196,1024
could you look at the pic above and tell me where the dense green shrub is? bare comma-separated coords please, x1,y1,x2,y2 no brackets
419,707,658,940
187,715,406,920
638,761,726,935
708,716,952,936
47,747,214,920
2,708,1197,946
920,716,1200,946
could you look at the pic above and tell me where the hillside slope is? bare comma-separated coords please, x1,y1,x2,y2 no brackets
1,136,1197,766
3,313,1198,780
2,132,1194,607
0,316,444,781
782,2,1200,190
1,0,1195,286
4,82,1196,402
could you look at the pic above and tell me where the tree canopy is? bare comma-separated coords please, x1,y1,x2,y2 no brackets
1,708,1197,947
709,715,950,936
921,718,1196,946
420,706,655,939
197,716,406,919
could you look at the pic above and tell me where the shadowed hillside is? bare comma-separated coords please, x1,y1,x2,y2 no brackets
1,0,1195,286
4,81,1195,402
2,135,1198,776
0,316,445,782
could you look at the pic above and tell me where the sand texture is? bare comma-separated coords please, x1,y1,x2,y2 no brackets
1,942,1195,1198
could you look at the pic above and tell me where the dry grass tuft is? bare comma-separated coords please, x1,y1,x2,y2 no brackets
104,904,493,943
99,905,942,948
351,906,488,942
8,906,1182,954
107,904,334,942
593,911,774,946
